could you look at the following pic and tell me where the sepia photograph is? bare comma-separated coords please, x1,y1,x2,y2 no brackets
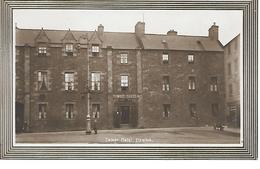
0,0,257,160
14,10,242,144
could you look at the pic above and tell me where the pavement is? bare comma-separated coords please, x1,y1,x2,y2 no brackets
16,126,240,144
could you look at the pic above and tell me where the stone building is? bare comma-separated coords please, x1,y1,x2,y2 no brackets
224,34,240,128
15,22,225,132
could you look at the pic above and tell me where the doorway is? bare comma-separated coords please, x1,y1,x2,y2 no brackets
120,106,130,124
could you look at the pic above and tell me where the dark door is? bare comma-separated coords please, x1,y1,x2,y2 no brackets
15,102,24,133
120,106,130,124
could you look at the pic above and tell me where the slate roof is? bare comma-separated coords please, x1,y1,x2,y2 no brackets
16,28,223,51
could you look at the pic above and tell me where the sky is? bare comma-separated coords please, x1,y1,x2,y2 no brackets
13,10,242,45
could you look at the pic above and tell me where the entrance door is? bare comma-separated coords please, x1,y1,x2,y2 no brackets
120,106,130,124
15,102,24,133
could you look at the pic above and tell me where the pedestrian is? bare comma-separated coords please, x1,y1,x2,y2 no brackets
93,117,98,134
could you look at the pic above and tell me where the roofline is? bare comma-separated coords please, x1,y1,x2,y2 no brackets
16,27,210,38
224,34,240,47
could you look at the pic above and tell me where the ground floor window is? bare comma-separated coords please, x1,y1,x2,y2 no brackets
163,104,170,118
92,104,100,118
189,104,197,118
38,103,47,120
65,104,74,119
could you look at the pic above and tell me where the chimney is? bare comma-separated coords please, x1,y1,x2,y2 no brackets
98,24,104,37
135,21,145,38
208,22,219,40
167,29,177,36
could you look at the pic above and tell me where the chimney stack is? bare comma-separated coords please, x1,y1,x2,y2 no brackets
135,21,145,38
208,22,219,40
98,24,104,37
167,29,177,36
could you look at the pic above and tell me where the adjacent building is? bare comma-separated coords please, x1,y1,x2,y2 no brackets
15,22,225,132
224,34,240,128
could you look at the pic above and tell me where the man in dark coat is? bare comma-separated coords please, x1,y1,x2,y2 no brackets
92,117,98,134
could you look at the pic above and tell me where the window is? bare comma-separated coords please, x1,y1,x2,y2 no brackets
92,104,100,118
189,104,197,117
162,76,170,91
65,44,73,52
38,104,47,120
228,63,232,76
37,71,48,90
91,44,100,57
38,47,47,56
229,84,233,97
163,104,170,118
210,76,218,92
91,72,101,91
121,75,128,91
64,72,74,91
212,103,219,117
187,54,194,63
65,104,74,119
120,53,128,64
188,76,196,90
162,53,169,64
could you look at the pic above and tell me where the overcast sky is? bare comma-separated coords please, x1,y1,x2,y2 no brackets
14,10,242,45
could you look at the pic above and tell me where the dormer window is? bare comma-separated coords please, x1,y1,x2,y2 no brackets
38,47,47,56
188,54,194,63
92,44,100,57
162,53,169,64
65,44,73,56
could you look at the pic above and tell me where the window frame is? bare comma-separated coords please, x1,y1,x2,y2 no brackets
187,54,194,63
121,75,129,91
38,103,47,120
65,44,73,55
188,76,196,90
162,53,169,64
92,104,101,119
162,76,170,91
91,72,101,91
120,53,128,64
163,104,170,118
65,103,74,119
37,71,48,91
91,44,100,56
210,76,218,92
38,46,47,56
64,72,75,91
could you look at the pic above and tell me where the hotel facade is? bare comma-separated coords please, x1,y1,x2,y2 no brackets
15,22,226,132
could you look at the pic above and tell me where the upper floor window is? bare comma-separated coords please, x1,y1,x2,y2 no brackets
189,104,197,118
92,104,100,118
188,54,194,63
38,47,47,56
64,72,75,91
188,76,196,90
162,53,169,64
210,76,218,92
38,103,47,120
163,104,170,118
121,75,128,91
65,44,73,56
162,76,170,91
65,104,74,119
91,44,100,57
91,72,101,91
120,53,128,64
38,71,48,91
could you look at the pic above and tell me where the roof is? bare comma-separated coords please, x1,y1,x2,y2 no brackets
16,28,223,51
